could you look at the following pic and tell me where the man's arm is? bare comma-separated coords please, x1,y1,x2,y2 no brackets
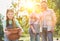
52,10,57,27
51,10,57,32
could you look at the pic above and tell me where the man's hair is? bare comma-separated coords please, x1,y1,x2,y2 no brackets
41,1,47,4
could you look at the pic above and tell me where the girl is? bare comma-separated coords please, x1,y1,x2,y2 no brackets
3,9,23,41
29,13,40,41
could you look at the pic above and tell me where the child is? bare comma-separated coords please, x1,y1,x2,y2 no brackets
2,9,23,41
29,13,40,41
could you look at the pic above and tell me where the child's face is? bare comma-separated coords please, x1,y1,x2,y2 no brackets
7,11,14,20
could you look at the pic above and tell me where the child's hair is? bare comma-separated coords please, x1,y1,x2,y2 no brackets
6,9,16,28
30,14,38,21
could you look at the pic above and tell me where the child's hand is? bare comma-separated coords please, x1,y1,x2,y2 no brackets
18,28,22,36
19,31,22,36
32,29,36,34
5,31,11,36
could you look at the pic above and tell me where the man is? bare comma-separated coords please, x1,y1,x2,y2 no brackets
40,1,56,41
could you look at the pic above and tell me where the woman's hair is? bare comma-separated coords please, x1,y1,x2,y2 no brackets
6,9,16,28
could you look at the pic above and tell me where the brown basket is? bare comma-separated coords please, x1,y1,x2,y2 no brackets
7,28,21,40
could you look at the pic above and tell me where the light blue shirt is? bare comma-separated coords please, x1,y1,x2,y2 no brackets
2,19,23,32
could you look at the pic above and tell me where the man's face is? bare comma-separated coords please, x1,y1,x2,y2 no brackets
41,2,47,9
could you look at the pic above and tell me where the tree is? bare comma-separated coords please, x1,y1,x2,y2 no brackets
54,0,60,37
11,0,29,37
48,0,60,37
0,14,4,41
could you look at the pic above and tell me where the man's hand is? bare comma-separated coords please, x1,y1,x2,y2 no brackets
51,28,54,32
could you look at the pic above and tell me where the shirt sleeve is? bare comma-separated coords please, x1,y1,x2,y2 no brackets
15,19,24,32
2,20,6,31
52,10,57,26
51,10,56,22
52,10,56,22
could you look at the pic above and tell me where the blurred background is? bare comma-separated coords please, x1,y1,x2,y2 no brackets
0,0,60,41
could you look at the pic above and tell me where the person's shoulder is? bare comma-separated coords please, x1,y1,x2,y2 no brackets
47,8,55,14
48,8,54,12
48,9,55,16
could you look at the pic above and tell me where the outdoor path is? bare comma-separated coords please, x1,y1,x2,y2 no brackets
19,37,60,41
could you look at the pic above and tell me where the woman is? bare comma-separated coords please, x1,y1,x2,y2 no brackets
3,9,23,41
29,13,40,41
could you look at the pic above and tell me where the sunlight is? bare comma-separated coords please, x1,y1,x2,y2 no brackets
26,1,35,9
0,0,11,15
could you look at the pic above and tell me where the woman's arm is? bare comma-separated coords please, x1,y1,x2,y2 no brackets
2,20,11,35
29,19,36,34
30,24,36,34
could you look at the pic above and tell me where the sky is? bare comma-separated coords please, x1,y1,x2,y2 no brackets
0,0,12,16
0,0,28,16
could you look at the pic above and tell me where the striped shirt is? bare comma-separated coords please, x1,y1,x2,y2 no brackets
40,8,56,31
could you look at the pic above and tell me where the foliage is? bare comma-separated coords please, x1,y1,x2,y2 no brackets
48,0,60,37
17,15,29,34
0,13,4,40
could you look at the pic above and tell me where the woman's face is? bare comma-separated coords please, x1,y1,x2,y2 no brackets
7,11,14,20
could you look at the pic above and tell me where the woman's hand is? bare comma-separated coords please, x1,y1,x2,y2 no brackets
30,25,36,34
32,29,36,34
